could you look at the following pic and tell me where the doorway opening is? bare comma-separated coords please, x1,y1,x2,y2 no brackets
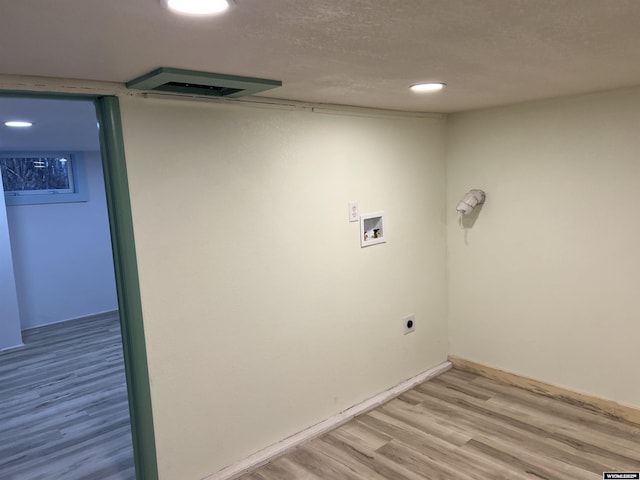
0,94,157,480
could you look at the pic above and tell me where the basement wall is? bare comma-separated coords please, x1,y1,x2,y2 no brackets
119,96,448,479
446,87,640,409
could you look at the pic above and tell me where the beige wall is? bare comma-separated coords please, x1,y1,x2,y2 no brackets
119,97,448,479
446,87,640,409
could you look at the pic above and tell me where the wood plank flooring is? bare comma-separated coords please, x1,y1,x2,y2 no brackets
0,312,135,480
238,369,640,480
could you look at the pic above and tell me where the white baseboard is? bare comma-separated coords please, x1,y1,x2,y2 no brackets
0,342,25,353
204,360,452,480
21,309,119,332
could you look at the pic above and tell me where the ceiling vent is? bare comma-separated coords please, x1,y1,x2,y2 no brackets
126,67,282,98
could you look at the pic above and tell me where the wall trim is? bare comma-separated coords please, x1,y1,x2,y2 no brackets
2,311,118,352
448,355,640,426
0,342,25,353
95,96,158,480
20,309,119,332
0,74,126,96
141,92,445,120
0,74,444,120
205,361,452,480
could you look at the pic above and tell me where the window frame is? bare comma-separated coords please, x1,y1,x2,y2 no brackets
1,151,88,206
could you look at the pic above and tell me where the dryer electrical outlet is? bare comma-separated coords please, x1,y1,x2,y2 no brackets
403,315,416,334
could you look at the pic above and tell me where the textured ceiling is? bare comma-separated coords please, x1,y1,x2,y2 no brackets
2,1,640,112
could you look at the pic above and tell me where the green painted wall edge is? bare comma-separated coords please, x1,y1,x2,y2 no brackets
95,96,159,480
0,90,158,480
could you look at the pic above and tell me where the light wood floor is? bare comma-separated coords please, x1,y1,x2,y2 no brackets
239,369,640,480
0,312,135,480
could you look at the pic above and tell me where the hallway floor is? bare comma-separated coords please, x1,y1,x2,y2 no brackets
0,312,135,480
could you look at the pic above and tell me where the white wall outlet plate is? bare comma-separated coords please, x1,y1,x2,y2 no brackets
348,201,359,222
403,314,415,334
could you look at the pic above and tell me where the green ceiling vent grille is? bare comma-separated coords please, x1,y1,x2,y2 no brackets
126,68,282,98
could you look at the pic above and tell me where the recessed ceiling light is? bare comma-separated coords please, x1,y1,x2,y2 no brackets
163,0,233,15
4,121,33,127
410,82,446,92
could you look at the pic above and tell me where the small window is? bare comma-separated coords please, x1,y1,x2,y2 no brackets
0,152,88,205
